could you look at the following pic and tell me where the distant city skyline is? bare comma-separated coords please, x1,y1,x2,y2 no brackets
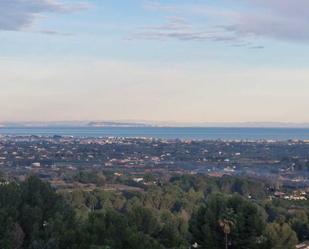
1,0,309,123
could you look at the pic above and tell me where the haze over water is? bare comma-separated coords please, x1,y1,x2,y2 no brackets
1,127,309,141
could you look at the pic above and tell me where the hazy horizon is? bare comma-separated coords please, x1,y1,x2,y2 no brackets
3,120,309,129
1,0,309,123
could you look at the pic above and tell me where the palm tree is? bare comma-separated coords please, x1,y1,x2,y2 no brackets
218,209,235,249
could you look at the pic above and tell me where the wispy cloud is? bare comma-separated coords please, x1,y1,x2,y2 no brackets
129,1,264,48
134,0,309,46
129,16,244,45
249,45,265,50
0,0,89,33
34,29,74,36
223,0,309,42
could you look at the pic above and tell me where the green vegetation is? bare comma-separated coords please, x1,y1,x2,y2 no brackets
0,174,307,248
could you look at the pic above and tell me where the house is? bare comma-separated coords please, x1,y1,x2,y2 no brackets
296,241,309,249
133,177,144,183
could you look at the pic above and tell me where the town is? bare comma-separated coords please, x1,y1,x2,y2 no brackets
1,135,309,196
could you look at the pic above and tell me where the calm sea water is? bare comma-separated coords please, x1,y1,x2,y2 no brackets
0,127,309,140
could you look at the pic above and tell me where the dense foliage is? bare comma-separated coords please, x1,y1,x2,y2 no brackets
0,174,307,248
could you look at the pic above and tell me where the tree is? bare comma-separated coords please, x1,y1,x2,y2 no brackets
10,223,25,249
128,206,161,236
0,176,80,249
82,210,165,249
265,222,298,249
218,208,235,249
190,194,266,249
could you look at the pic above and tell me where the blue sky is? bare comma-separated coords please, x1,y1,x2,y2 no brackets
1,0,309,123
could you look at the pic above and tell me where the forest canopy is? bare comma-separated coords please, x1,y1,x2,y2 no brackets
0,174,305,249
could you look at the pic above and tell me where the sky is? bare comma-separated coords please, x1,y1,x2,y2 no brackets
1,0,309,123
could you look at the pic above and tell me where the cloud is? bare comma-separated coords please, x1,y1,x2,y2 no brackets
130,16,244,44
223,0,309,42
0,0,89,32
249,45,264,50
34,29,74,36
129,1,262,48
138,0,309,45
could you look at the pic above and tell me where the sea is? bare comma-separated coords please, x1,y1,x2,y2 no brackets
1,127,309,141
